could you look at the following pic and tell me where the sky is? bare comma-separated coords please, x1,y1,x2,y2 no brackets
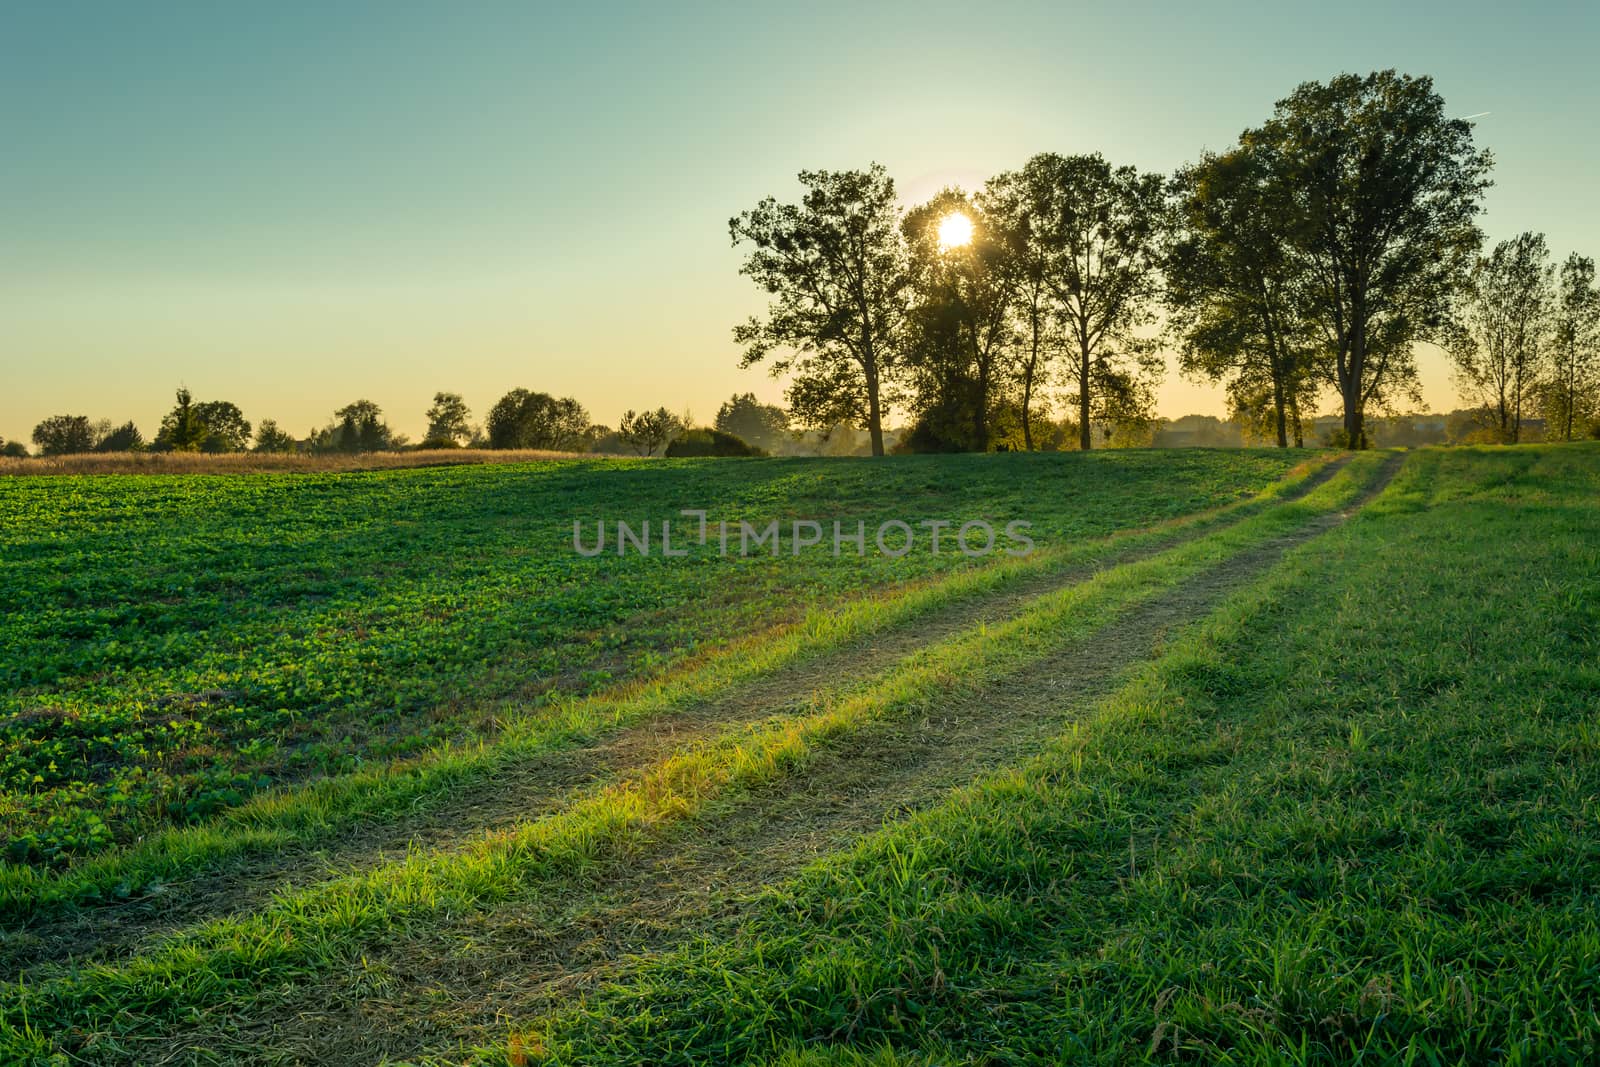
3,0,1597,445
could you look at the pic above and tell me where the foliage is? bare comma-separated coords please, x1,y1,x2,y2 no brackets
1249,70,1493,447
92,421,145,453
194,400,253,453
1446,231,1553,443
617,407,685,456
1016,152,1169,449
30,415,99,456
310,399,401,453
714,393,789,452
252,419,298,453
901,189,1019,451
153,388,211,452
663,428,763,457
0,439,26,459
731,164,908,455
980,166,1068,449
1169,146,1319,447
1545,252,1600,441
486,389,588,451
423,391,473,448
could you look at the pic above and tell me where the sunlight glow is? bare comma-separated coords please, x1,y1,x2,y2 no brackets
936,211,974,250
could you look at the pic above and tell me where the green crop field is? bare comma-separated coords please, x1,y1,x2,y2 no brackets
2,444,1596,1065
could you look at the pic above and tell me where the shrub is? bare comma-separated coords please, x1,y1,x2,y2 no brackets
664,428,764,457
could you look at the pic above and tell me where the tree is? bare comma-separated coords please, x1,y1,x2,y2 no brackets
485,389,589,450
1250,71,1493,447
311,400,398,453
253,419,298,453
981,166,1065,450
93,420,145,452
0,438,27,458
714,393,789,452
1169,147,1318,448
901,189,1019,451
1546,253,1600,442
1447,232,1553,443
423,392,473,448
153,388,209,452
194,401,252,453
345,400,395,452
1024,152,1168,450
617,407,685,456
31,415,99,456
731,164,908,456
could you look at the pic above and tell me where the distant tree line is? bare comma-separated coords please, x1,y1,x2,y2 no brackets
731,70,1600,452
12,386,803,460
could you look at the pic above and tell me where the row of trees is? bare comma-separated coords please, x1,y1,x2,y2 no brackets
731,71,1530,453
16,386,804,459
1447,235,1600,443
26,390,260,457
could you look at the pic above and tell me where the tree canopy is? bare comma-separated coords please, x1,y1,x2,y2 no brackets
731,164,908,456
1249,71,1492,446
486,389,589,451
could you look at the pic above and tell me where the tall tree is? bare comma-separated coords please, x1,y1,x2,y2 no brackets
1169,147,1317,448
982,167,1063,450
902,189,1018,451
194,401,252,453
1546,253,1600,441
93,420,145,453
1024,152,1168,450
1447,233,1553,443
312,399,399,453
253,419,299,453
714,393,789,452
1250,71,1493,447
31,415,99,456
617,408,684,456
486,389,589,450
154,388,209,452
423,392,473,448
731,164,908,456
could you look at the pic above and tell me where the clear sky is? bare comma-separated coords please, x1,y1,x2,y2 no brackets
3,1,1597,445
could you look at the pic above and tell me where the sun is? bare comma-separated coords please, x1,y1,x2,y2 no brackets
936,211,974,250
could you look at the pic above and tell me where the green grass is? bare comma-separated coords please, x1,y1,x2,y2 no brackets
504,444,1600,1065
1,451,1307,865
0,453,1382,1063
0,450,1316,911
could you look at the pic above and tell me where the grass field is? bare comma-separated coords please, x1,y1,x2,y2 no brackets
1,444,1595,1065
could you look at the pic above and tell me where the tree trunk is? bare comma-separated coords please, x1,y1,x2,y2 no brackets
1567,355,1576,441
1512,361,1523,444
864,357,885,457
1021,372,1034,451
1342,320,1366,449
1342,382,1363,449
1078,348,1092,451
973,379,989,452
1272,368,1289,448
1022,306,1039,451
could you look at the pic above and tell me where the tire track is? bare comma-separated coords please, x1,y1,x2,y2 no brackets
0,458,1350,982
139,455,1399,1067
